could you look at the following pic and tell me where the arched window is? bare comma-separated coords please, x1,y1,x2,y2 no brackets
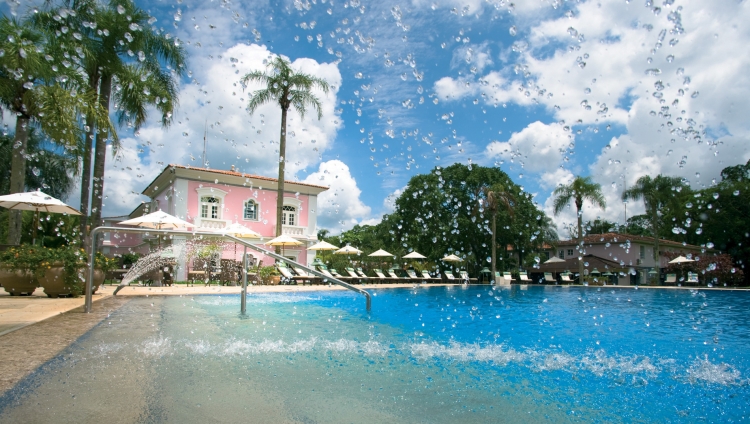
200,196,220,219
282,205,296,226
244,200,258,221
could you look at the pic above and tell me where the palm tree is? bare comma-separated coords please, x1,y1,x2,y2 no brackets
622,175,684,284
552,176,606,283
242,56,330,248
0,16,111,244
480,185,515,280
37,0,186,244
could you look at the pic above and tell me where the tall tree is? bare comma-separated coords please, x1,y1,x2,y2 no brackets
37,0,186,245
622,175,685,283
552,176,606,282
0,15,110,244
480,184,515,279
242,56,330,249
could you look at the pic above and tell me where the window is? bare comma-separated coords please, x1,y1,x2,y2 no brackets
282,205,296,226
640,245,645,259
543,252,550,260
567,249,574,257
200,196,220,219
244,200,258,221
558,250,564,259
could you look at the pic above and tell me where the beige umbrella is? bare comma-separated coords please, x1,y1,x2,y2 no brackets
120,210,195,229
403,251,426,259
368,249,394,257
221,223,262,261
266,234,303,257
0,190,81,245
669,255,695,264
441,254,463,262
543,256,566,264
308,240,340,251
334,245,363,255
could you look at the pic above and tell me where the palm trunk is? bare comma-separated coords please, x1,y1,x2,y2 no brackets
79,72,99,249
577,203,584,284
652,207,660,284
491,211,497,281
275,106,288,254
90,74,112,231
7,116,29,245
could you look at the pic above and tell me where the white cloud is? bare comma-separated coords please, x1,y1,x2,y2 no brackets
98,43,341,217
434,76,477,101
485,121,572,173
303,160,372,233
539,168,574,190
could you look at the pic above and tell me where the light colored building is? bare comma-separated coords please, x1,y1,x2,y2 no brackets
103,164,328,280
544,233,704,285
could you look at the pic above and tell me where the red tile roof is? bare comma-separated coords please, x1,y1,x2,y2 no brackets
169,164,329,190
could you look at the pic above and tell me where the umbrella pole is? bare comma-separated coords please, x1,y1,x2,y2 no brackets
241,245,247,315
32,209,39,246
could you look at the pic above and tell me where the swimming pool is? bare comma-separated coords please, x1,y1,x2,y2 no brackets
1,285,748,422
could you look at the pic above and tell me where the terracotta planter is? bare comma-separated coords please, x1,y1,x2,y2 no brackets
38,266,104,298
263,275,281,285
0,268,37,296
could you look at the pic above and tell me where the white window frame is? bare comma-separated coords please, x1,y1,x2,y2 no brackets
281,198,303,227
195,187,227,220
243,199,260,221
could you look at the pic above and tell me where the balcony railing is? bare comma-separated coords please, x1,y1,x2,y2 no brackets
194,217,231,230
273,225,307,237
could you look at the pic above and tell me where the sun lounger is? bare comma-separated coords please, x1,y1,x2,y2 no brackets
444,270,456,281
502,272,513,284
387,269,406,280
329,268,352,281
345,267,363,283
275,264,307,285
355,268,369,279
373,268,395,284
665,273,677,284
316,265,336,280
459,270,477,283
293,267,323,285
421,270,440,282
405,269,422,279
560,273,573,283
687,272,699,284
544,272,557,283
518,272,532,282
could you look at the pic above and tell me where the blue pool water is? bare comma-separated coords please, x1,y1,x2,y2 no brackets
1,285,748,423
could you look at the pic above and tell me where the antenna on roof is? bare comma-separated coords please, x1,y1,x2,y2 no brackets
202,120,208,168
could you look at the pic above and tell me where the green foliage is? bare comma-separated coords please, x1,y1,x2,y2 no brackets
322,164,554,275
583,219,618,235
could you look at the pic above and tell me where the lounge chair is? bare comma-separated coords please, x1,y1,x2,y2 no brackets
405,269,422,280
459,270,477,283
373,268,393,284
293,267,323,285
387,269,406,280
329,268,352,281
687,272,699,284
276,263,305,285
355,268,369,279
345,267,363,283
665,273,677,284
518,272,532,282
560,273,573,283
502,272,513,284
544,272,557,283
421,270,440,282
316,265,336,280
444,270,456,281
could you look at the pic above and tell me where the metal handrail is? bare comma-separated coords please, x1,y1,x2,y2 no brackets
86,226,371,313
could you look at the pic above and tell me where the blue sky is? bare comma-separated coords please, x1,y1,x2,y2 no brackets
5,0,750,236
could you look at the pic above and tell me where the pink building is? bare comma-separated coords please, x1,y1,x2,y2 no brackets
103,164,328,281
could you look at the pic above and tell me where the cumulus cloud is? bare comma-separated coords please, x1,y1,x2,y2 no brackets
97,43,341,218
485,121,572,173
303,160,372,233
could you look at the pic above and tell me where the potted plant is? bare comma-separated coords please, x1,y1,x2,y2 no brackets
258,265,280,285
0,245,40,296
36,247,116,298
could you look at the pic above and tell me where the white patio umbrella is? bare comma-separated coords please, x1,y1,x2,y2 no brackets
403,251,427,259
221,223,261,261
0,190,81,245
441,254,463,262
308,240,340,251
266,234,303,257
669,255,695,264
119,210,195,229
368,249,394,257
543,256,566,264
334,245,363,255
